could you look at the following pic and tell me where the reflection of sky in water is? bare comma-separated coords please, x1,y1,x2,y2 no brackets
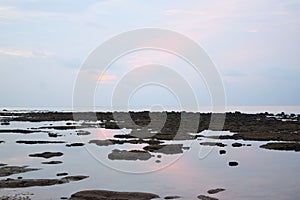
0,121,300,199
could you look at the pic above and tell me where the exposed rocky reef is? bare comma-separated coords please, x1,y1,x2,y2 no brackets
0,176,88,188
69,190,159,200
108,149,152,161
0,165,40,177
260,142,300,152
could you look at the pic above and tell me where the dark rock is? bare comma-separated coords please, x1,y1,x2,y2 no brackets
207,188,225,194
164,195,181,199
42,161,63,165
108,149,152,161
143,144,183,154
0,175,88,188
76,130,91,136
219,150,226,155
48,133,62,137
17,140,65,145
57,173,68,177
0,141,4,144
29,152,63,159
197,195,218,200
0,129,39,134
232,142,243,147
0,166,40,177
1,122,10,125
200,142,227,147
260,142,300,152
114,134,137,139
66,143,85,147
69,190,159,200
228,161,239,167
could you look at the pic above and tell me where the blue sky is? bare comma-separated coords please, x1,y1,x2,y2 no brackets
0,0,299,109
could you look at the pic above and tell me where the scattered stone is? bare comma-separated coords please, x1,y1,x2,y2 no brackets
1,121,10,125
69,190,159,200
232,143,243,147
108,149,152,161
197,195,218,200
76,130,91,136
0,175,88,188
114,134,137,139
157,155,162,158
56,173,68,177
66,122,73,125
0,129,39,134
0,141,4,144
229,161,239,167
164,195,181,199
0,166,40,177
0,164,7,167
143,144,184,154
207,188,225,194
48,133,62,138
41,161,62,165
260,142,300,152
155,160,161,163
17,140,65,145
29,152,63,159
199,142,227,147
89,140,115,146
61,197,68,200
17,177,22,180
219,150,226,155
182,146,190,150
66,143,85,147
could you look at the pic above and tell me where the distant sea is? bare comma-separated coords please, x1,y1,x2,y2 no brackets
1,106,300,114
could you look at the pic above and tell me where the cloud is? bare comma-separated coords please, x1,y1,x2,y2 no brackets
0,48,33,57
0,48,54,58
98,75,117,84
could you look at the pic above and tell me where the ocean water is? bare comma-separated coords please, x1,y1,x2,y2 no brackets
1,106,300,114
0,117,299,200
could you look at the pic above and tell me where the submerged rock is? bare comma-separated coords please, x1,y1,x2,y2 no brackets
69,190,159,200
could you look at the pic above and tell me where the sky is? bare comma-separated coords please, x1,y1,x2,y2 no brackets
0,0,299,110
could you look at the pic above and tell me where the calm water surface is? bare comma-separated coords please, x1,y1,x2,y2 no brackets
0,120,299,200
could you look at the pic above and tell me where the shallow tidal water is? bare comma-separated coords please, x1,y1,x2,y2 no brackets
0,120,300,200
